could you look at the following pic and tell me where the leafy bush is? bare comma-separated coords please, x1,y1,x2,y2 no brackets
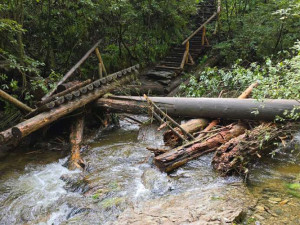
181,40,300,102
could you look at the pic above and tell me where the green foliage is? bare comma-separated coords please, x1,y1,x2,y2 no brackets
215,0,300,64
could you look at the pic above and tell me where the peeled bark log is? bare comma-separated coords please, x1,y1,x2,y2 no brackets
164,119,209,147
69,115,85,170
212,123,299,176
0,89,34,112
196,82,259,139
3,70,137,144
95,96,300,121
155,123,247,173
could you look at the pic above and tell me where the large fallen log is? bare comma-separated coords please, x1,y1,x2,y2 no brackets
69,114,85,170
195,82,259,140
164,119,209,147
0,66,138,145
154,123,247,173
95,96,300,121
212,123,299,176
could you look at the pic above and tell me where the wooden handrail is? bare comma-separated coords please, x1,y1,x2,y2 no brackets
182,12,217,45
180,41,190,69
41,40,102,101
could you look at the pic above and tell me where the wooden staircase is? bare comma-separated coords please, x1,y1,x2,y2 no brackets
142,0,218,90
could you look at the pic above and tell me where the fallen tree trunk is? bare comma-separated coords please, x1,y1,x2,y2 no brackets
0,67,138,145
69,114,85,170
0,89,34,112
196,82,259,139
154,123,247,173
212,123,299,176
164,119,209,147
95,96,300,121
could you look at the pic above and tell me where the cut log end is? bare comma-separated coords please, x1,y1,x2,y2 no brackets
12,127,22,139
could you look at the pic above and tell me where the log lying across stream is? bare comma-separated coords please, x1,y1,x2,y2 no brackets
96,96,300,121
154,123,247,173
0,65,139,145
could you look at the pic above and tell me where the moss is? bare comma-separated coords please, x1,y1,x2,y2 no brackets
100,197,125,209
91,188,109,200
286,183,300,198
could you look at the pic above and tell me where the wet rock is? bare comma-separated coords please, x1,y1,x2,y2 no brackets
115,183,256,225
60,173,91,193
141,168,172,195
146,70,175,80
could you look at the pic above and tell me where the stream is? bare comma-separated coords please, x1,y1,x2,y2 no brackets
0,117,300,225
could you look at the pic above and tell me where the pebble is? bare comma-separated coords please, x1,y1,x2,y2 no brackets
279,199,289,205
269,197,282,202
254,214,265,220
256,205,265,212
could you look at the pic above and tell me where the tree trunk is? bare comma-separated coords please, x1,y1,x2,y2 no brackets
212,122,299,176
163,119,209,147
69,114,85,170
154,123,247,173
1,68,138,145
95,96,300,121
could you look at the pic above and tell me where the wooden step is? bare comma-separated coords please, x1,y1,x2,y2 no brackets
155,65,182,71
159,62,181,67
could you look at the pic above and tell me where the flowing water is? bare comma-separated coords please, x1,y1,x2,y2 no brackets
0,117,299,224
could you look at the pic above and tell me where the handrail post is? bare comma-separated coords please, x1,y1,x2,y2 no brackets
180,41,190,69
202,26,206,46
95,48,107,78
185,41,190,64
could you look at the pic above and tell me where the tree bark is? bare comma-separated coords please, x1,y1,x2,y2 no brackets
95,96,300,121
0,89,34,112
212,122,299,176
2,67,138,144
163,119,209,147
69,114,85,170
0,129,13,144
154,123,247,173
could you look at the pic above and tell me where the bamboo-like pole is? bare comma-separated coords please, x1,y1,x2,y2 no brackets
0,89,33,112
182,12,217,45
42,40,101,101
95,48,107,77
